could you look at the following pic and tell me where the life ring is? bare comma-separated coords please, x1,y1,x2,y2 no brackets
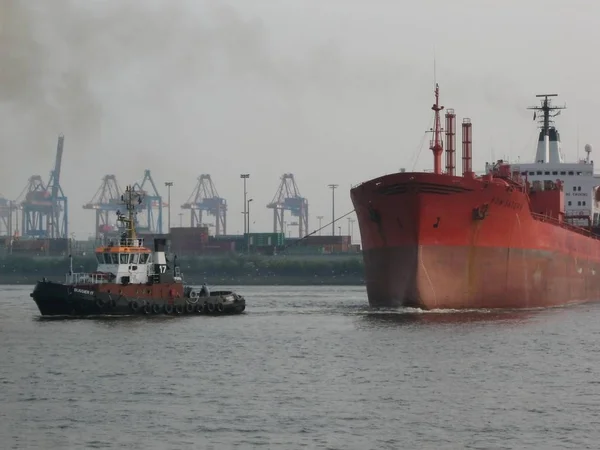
190,290,198,299
143,304,152,315
195,303,204,314
216,302,224,313
152,304,162,314
164,304,173,314
174,304,183,314
96,298,106,308
129,300,140,312
185,303,195,313
206,303,215,313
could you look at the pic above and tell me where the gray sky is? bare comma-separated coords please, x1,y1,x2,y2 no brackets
1,0,598,240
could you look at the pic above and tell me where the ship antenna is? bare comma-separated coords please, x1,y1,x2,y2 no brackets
527,94,566,136
429,83,444,174
126,186,138,241
577,122,580,161
433,46,437,88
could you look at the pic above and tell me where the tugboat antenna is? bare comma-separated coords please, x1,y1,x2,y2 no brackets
116,186,144,243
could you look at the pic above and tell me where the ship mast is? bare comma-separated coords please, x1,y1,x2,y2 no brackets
117,185,143,243
527,94,566,136
430,83,444,175
527,94,566,164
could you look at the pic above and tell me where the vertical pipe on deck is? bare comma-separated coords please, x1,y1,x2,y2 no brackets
445,109,456,176
462,118,473,177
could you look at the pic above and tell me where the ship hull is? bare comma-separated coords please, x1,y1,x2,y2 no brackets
30,280,246,317
363,245,600,309
352,172,600,310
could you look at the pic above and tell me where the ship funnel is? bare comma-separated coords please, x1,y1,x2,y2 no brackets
535,128,564,163
462,118,473,177
445,109,456,176
153,238,167,274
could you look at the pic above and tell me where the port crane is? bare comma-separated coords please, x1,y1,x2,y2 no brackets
16,135,68,239
131,170,163,234
181,174,227,235
0,195,17,238
267,173,308,238
83,175,123,242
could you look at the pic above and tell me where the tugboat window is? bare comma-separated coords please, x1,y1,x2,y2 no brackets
560,171,566,175
140,254,149,264
568,201,572,206
573,187,577,191
129,254,135,264
104,253,111,264
578,186,582,191
552,171,558,175
111,254,119,264
132,254,140,264
120,253,128,264
96,254,104,264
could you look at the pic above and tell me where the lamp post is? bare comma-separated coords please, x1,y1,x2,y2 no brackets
347,218,355,243
327,184,338,236
165,181,173,232
317,215,324,235
338,226,341,236
247,198,253,253
240,174,249,234
178,212,183,227
247,199,253,233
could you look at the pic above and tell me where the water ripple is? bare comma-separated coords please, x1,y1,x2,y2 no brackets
1,285,600,449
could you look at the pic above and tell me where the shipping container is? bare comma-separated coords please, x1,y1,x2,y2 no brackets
203,241,235,254
170,226,209,237
297,235,351,246
212,234,244,241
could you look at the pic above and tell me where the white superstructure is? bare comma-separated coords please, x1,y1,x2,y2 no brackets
487,94,599,226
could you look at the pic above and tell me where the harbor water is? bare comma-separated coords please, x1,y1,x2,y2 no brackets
1,284,599,449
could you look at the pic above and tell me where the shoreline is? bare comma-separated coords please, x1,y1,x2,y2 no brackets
0,254,366,286
0,275,365,286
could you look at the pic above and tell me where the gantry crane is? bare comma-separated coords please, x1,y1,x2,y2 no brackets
131,169,163,234
267,173,308,238
181,174,227,235
83,175,122,242
16,135,68,239
0,195,17,237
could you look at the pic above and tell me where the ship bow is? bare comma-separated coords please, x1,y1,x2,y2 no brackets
30,281,77,316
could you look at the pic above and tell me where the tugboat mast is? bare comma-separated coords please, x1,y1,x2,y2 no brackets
430,83,445,175
117,186,143,243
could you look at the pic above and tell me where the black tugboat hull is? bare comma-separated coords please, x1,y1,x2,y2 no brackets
30,281,246,317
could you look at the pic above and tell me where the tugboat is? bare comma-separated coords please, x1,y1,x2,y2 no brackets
30,186,246,317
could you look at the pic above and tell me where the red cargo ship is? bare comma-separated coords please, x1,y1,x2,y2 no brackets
351,85,600,309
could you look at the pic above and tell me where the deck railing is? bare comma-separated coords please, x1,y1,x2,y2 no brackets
531,213,599,241
106,238,145,248
66,272,110,285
